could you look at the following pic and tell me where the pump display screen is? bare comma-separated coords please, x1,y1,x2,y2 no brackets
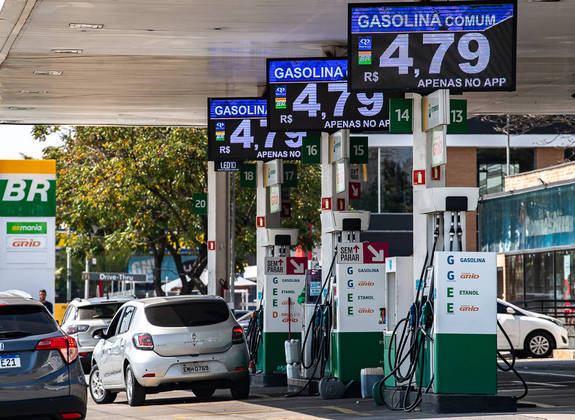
207,98,310,162
267,58,389,132
348,1,517,92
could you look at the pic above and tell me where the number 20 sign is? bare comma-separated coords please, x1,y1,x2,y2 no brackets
348,1,517,93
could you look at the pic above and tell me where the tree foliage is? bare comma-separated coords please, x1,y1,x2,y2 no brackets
38,126,208,294
37,126,324,296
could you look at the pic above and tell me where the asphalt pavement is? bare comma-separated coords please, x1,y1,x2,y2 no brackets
85,359,575,419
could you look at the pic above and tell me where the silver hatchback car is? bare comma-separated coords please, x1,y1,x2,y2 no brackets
89,295,249,406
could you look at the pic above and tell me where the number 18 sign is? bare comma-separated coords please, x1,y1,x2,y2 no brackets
348,1,517,93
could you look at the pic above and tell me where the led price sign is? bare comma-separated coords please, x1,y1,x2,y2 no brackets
348,1,517,92
207,98,310,162
267,58,389,132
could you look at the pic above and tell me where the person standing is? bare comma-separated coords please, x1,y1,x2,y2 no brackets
39,289,53,313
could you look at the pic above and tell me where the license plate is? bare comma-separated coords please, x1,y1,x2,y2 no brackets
182,363,209,374
0,354,20,369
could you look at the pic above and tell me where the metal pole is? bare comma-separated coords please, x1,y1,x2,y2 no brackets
66,247,72,302
229,172,236,309
506,114,511,176
66,229,72,302
377,147,382,213
84,256,90,299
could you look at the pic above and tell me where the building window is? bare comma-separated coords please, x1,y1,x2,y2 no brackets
555,250,575,322
353,147,412,213
380,147,412,213
524,252,554,314
477,148,535,195
505,254,524,304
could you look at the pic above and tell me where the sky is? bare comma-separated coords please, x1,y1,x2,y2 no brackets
0,125,64,160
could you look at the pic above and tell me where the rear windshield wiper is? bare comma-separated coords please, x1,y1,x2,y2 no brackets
0,331,34,339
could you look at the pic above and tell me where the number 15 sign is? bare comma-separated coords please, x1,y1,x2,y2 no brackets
348,1,517,93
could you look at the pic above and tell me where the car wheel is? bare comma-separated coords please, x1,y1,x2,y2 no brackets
89,365,117,404
125,364,146,406
230,374,250,400
192,385,216,401
525,331,554,358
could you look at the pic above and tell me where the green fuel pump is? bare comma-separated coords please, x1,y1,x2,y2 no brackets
250,228,307,383
326,211,389,384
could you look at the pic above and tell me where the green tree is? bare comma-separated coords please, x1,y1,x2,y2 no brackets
37,127,324,295
38,127,208,295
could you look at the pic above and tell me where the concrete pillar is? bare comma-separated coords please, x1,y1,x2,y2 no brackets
256,161,281,298
320,130,350,285
207,161,230,297
411,93,446,290
320,132,335,286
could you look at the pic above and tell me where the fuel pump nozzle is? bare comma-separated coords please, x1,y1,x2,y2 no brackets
456,211,464,251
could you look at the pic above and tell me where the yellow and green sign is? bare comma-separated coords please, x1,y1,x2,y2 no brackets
7,222,47,234
0,161,56,217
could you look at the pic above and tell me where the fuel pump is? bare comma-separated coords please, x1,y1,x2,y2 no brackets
251,228,307,382
377,187,515,412
325,210,389,384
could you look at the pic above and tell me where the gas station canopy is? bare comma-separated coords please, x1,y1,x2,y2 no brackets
0,0,574,126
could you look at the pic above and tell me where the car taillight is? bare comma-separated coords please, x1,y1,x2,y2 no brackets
65,324,89,335
133,333,154,350
36,336,78,364
61,413,83,419
232,327,244,344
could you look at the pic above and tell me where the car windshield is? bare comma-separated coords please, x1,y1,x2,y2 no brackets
145,300,230,327
78,303,124,320
0,305,58,337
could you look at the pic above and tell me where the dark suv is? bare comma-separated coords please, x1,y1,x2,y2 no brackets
0,294,87,419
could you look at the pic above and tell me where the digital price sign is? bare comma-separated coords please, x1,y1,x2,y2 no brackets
208,98,310,163
348,1,517,92
267,58,389,132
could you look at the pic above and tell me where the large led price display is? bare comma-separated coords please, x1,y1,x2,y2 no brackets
267,58,389,132
207,98,308,162
348,1,517,92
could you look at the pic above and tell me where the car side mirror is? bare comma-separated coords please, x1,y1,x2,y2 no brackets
506,307,516,315
92,328,105,339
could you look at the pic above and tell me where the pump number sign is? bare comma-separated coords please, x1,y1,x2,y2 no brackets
208,98,312,163
348,1,517,92
267,58,389,133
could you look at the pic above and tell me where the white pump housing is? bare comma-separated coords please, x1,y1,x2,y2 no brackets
323,210,371,233
414,187,479,214
260,228,299,247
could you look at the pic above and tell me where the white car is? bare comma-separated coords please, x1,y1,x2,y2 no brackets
89,296,249,406
497,299,569,358
60,297,133,372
